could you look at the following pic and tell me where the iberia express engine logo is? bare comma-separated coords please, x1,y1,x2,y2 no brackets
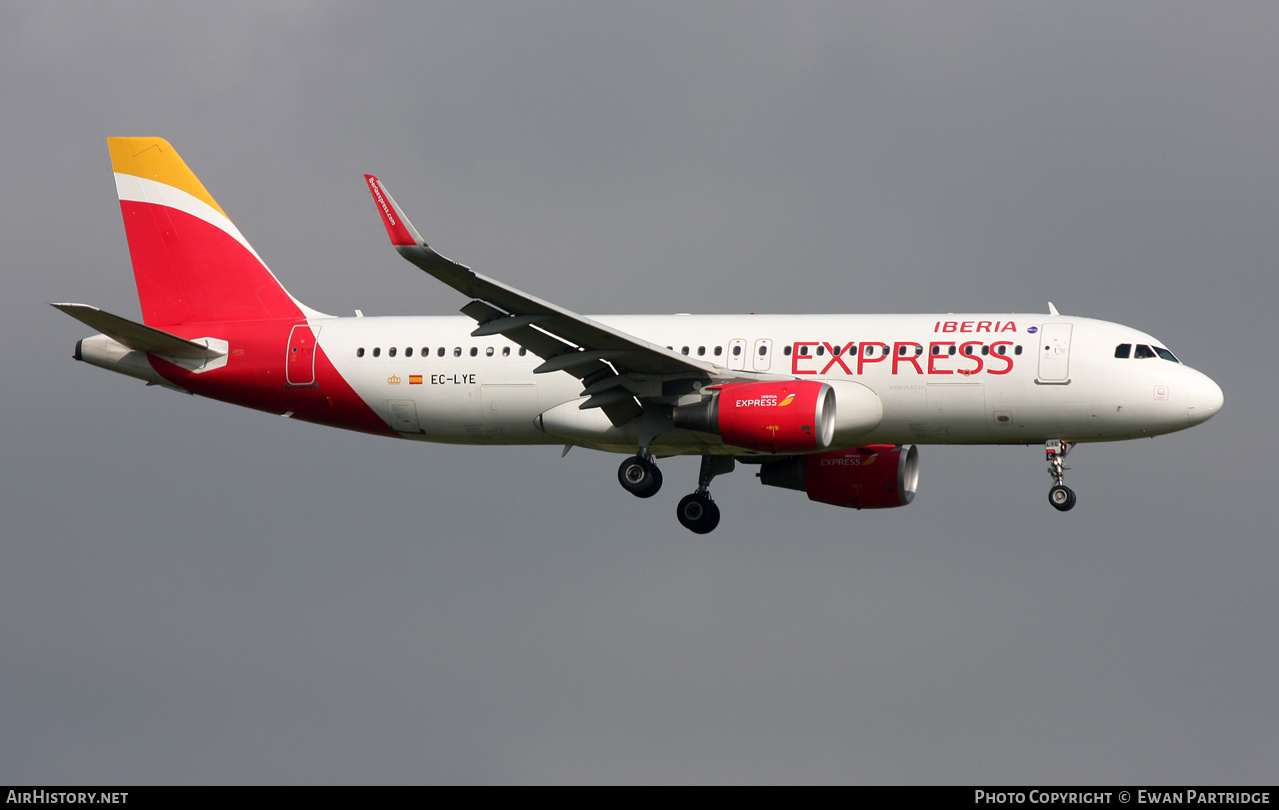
820,451,879,467
735,393,796,408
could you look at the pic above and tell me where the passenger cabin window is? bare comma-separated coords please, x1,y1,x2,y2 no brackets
697,346,705,356
1135,344,1156,359
783,346,792,356
732,345,742,357
1115,344,1132,359
758,345,767,356
372,347,381,357
437,347,445,357
405,347,413,357
470,347,478,357
519,348,527,356
356,347,365,358
389,347,397,357
453,347,462,357
502,347,511,357
816,345,825,356
714,346,722,356
681,346,689,355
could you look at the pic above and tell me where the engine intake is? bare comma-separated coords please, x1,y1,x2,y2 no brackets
672,381,835,453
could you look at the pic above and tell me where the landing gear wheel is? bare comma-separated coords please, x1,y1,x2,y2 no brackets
676,493,721,534
618,456,662,498
1045,440,1077,513
1049,484,1076,512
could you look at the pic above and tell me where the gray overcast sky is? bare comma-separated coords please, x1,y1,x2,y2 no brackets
2,2,1274,784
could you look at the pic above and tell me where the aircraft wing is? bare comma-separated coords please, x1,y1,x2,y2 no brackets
364,175,762,421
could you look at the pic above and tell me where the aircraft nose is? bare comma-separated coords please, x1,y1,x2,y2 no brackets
1187,372,1224,426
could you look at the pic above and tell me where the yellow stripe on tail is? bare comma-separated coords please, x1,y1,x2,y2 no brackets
108,137,226,218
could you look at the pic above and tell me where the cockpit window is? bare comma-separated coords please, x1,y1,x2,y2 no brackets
1117,342,1179,362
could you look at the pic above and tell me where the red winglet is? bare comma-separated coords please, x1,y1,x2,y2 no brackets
365,174,418,246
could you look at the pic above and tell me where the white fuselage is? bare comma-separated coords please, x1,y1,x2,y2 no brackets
315,312,1223,454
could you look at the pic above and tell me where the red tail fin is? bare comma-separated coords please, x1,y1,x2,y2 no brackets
108,138,322,326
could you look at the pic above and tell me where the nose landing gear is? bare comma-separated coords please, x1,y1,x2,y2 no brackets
1046,439,1076,512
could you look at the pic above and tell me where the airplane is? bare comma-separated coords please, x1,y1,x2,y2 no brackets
56,137,1224,533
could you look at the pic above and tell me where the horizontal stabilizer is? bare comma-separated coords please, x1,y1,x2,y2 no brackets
51,303,225,360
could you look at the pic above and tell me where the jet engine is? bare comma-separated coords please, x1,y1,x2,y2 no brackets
759,444,919,508
672,381,835,453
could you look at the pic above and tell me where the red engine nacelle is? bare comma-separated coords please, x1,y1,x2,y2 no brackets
759,445,919,508
672,381,835,453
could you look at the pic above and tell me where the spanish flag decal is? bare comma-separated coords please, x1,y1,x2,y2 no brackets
409,375,423,385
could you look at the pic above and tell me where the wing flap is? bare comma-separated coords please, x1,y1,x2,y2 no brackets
470,314,550,337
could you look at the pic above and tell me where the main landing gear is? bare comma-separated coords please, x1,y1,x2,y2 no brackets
1045,439,1077,512
618,454,662,498
677,456,734,534
617,453,734,534
676,493,719,534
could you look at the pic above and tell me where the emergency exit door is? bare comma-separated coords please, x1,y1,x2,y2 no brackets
286,324,320,387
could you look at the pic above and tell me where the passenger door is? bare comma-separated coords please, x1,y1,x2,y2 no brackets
1037,323,1072,383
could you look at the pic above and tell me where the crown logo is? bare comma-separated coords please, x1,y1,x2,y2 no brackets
387,374,402,385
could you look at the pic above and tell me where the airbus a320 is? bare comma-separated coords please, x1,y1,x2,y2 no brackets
57,138,1224,533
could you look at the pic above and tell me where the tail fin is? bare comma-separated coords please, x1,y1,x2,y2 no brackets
108,137,323,326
